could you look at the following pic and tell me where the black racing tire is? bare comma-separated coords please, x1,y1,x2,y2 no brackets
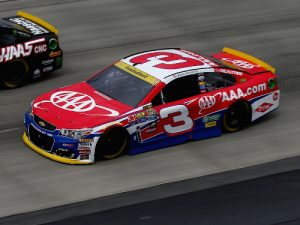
222,101,251,132
95,127,129,161
1,60,28,89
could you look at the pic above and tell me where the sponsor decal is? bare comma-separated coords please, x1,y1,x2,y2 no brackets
62,143,74,147
221,84,267,102
144,122,157,134
34,91,119,116
239,78,247,83
34,44,47,54
205,121,217,128
202,114,221,123
0,38,45,63
221,58,260,69
50,91,96,113
143,104,152,110
149,121,157,129
42,59,54,65
115,61,160,85
33,69,41,78
80,154,90,160
173,70,204,79
256,102,273,113
49,91,115,113
43,66,53,73
78,142,92,147
145,128,156,133
79,138,93,143
9,17,49,35
198,95,218,114
214,68,243,76
77,146,91,151
78,149,91,154
128,108,158,125
198,84,267,113
273,92,279,101
49,50,62,58
222,89,246,102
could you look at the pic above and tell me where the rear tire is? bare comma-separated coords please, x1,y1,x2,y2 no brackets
222,101,251,132
95,127,129,160
1,60,28,89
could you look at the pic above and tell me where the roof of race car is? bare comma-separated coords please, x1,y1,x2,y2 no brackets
0,18,30,34
121,48,218,83
0,19,11,29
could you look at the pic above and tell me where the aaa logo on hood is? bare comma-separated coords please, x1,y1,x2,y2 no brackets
34,91,119,117
51,91,95,112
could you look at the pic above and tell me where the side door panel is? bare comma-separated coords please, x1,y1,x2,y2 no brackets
136,96,198,144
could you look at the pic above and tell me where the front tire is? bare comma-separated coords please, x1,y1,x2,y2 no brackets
1,60,28,89
222,101,251,132
95,127,129,160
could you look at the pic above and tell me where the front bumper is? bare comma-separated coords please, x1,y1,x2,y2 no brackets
24,112,96,165
23,132,91,165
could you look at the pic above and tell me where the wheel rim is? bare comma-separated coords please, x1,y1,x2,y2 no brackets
101,129,128,160
223,103,249,132
2,62,26,88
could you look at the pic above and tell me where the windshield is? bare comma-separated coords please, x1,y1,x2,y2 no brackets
87,65,154,107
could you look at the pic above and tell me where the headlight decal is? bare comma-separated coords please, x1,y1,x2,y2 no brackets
59,128,93,139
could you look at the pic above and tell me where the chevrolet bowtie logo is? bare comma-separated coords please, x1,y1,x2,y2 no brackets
38,121,46,127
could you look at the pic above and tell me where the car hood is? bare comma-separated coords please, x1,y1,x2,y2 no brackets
32,82,133,129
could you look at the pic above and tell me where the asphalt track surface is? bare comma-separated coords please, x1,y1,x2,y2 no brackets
0,0,300,220
42,169,300,225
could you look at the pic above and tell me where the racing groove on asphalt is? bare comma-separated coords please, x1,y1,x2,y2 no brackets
0,0,299,219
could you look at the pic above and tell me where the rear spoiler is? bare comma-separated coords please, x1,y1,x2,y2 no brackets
17,11,58,35
222,47,276,74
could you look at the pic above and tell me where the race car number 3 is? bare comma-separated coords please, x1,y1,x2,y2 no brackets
160,105,193,135
130,52,203,69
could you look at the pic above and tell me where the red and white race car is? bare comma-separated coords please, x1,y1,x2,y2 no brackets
23,47,279,164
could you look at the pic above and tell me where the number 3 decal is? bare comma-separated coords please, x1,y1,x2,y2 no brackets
130,51,203,69
160,105,194,134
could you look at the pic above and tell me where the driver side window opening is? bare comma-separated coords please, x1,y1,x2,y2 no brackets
151,72,236,107
152,75,199,106
0,29,16,47
203,72,236,90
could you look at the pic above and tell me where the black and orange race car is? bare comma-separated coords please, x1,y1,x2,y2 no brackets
0,11,63,88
